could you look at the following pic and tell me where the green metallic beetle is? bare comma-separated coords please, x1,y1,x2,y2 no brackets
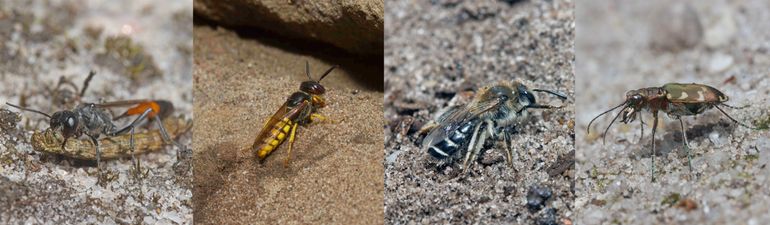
587,83,757,182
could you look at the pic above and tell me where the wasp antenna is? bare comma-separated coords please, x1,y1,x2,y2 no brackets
80,70,96,98
715,105,759,130
305,61,312,81
317,65,338,82
601,105,628,145
533,89,568,100
587,101,626,134
5,102,52,118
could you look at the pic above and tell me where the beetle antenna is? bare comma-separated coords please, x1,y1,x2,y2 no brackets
587,101,627,133
715,104,759,130
533,89,568,100
5,103,52,118
602,105,628,145
317,65,338,82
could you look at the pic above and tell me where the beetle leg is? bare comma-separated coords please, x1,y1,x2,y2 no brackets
638,113,645,144
650,111,659,182
679,118,692,174
283,122,300,167
462,122,483,174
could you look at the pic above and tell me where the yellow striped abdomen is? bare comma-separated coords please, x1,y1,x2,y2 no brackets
255,118,294,159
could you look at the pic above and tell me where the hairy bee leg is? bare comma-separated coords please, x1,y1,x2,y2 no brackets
503,129,513,167
284,122,300,167
462,123,483,174
650,112,659,182
679,118,693,175
417,121,438,135
468,121,492,170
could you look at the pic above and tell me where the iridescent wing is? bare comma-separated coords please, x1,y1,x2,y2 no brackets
251,99,309,150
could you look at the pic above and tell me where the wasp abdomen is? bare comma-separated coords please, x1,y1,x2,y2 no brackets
428,120,477,159
256,118,295,159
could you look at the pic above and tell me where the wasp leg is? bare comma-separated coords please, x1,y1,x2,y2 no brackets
110,107,156,179
650,111,659,182
79,71,95,98
310,113,327,123
462,122,484,174
284,122,300,167
87,134,103,183
679,118,692,175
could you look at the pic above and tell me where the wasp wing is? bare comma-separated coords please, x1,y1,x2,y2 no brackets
251,100,309,149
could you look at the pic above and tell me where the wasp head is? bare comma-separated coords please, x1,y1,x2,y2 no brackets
50,111,79,138
300,81,326,95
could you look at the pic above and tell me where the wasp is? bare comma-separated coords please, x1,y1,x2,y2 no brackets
421,80,567,173
31,116,191,160
587,83,758,181
5,72,182,177
251,62,337,166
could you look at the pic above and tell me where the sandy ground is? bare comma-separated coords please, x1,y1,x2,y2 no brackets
384,0,575,224
0,0,193,224
191,23,384,224
575,0,770,224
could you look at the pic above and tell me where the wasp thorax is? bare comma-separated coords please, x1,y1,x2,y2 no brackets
300,81,326,95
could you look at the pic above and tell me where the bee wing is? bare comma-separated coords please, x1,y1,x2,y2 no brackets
252,100,309,148
466,98,502,117
421,106,472,149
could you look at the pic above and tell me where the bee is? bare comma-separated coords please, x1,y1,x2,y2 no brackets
422,80,567,172
251,62,337,166
587,83,759,181
5,72,183,179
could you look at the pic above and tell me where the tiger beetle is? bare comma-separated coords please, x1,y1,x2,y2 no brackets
587,83,759,182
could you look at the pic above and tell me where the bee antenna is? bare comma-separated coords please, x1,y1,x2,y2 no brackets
532,89,568,100
5,102,52,118
317,65,338,82
587,101,627,134
715,104,760,130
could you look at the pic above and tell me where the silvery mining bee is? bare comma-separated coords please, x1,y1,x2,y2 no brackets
251,62,336,166
587,83,759,182
422,80,567,173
